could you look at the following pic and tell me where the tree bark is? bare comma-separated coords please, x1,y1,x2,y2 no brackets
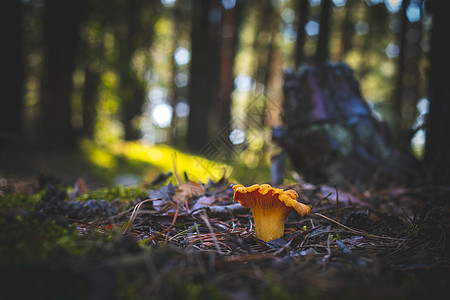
80,19,104,139
392,0,409,139
336,0,355,60
117,0,147,141
219,3,242,131
314,0,332,64
40,0,85,151
252,0,277,90
167,3,183,146
0,0,24,146
81,68,101,138
357,2,389,79
294,0,309,68
276,62,425,187
187,0,221,152
424,0,450,185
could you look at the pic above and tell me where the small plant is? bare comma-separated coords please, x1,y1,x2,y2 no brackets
329,234,342,242
405,223,423,238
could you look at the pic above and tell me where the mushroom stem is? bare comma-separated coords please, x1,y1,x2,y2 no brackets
251,206,292,242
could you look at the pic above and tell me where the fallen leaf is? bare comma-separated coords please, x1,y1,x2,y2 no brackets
190,196,217,211
173,181,206,205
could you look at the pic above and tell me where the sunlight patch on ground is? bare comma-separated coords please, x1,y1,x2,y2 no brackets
87,147,116,169
110,141,233,183
80,139,273,185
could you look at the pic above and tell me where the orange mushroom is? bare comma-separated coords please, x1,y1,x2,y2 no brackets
233,184,311,242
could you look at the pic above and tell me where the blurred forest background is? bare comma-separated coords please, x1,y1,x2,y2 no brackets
1,0,449,187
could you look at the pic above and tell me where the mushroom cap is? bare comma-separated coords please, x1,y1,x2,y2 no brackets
232,184,310,216
232,184,311,242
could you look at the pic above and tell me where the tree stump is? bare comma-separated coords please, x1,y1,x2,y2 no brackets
273,62,424,186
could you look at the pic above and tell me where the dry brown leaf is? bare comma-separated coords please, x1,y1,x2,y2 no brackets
172,181,206,205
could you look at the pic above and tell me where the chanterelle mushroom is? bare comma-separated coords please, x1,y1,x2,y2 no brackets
233,184,311,242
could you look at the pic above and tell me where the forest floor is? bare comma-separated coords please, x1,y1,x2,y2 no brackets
1,151,449,299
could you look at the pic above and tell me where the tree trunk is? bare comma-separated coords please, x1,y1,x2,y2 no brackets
392,0,409,139
336,0,355,60
81,20,104,139
314,0,332,64
117,0,147,141
400,2,425,145
424,0,450,185
120,73,146,141
247,0,279,161
294,0,309,68
187,0,221,152
358,3,389,79
219,3,242,131
252,0,277,90
167,4,182,146
0,0,24,146
40,0,84,151
81,68,100,138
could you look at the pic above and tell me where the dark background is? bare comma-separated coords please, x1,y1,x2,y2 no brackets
1,0,449,186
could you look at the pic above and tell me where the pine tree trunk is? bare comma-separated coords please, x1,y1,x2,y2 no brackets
314,0,332,64
294,0,309,68
168,3,182,146
117,0,147,141
81,68,100,138
336,0,355,60
219,3,241,131
392,0,409,139
40,0,84,151
187,0,221,152
0,0,24,146
424,0,450,185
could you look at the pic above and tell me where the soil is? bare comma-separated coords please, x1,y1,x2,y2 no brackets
1,175,449,299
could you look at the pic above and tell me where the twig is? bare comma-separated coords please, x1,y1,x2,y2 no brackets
287,225,322,241
171,203,180,226
296,244,338,249
110,206,135,220
163,205,181,244
193,222,204,248
199,210,224,255
327,234,332,255
335,184,339,222
140,227,173,243
314,213,405,241
273,240,293,256
169,224,200,241
401,208,413,223
123,198,160,234
314,192,332,208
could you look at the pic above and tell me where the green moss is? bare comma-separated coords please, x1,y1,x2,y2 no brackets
260,273,302,300
76,185,148,202
114,271,146,300
169,276,223,300
0,193,37,210
0,215,83,268
302,287,326,300
261,283,295,300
